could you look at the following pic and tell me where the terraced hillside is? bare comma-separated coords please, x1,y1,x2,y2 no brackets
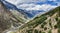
15,6,60,33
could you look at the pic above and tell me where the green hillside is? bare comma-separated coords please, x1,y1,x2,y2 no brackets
16,6,60,33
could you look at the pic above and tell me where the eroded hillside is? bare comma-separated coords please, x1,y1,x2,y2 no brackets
0,1,28,33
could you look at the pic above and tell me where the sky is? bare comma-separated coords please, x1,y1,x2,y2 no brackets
2,0,60,18
4,0,60,11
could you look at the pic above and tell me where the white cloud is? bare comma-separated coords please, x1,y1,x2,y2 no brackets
5,0,58,11
5,0,60,6
5,0,46,5
48,0,57,1
39,4,57,11
17,4,57,11
5,0,22,5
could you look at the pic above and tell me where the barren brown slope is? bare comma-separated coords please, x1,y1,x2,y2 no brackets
0,1,21,33
0,1,27,33
0,1,13,33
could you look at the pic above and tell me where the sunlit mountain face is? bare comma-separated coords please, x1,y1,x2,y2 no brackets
1,0,60,18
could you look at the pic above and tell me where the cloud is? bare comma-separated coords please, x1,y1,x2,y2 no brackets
5,0,21,5
5,0,47,5
17,4,57,11
5,0,60,6
48,0,57,1
4,0,59,11
56,2,60,6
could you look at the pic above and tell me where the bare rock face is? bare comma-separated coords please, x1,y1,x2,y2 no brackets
0,2,11,33
0,1,29,33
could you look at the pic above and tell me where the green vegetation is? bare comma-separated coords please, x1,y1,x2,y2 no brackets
34,29,38,33
54,25,57,29
27,29,33,33
56,17,60,28
39,31,42,33
58,28,60,33
44,27,47,30
48,30,51,33
41,22,47,28
49,22,52,28
57,17,60,33
42,32,45,33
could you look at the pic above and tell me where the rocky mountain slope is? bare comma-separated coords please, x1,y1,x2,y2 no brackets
0,1,12,33
2,0,30,22
15,6,60,33
0,1,29,33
